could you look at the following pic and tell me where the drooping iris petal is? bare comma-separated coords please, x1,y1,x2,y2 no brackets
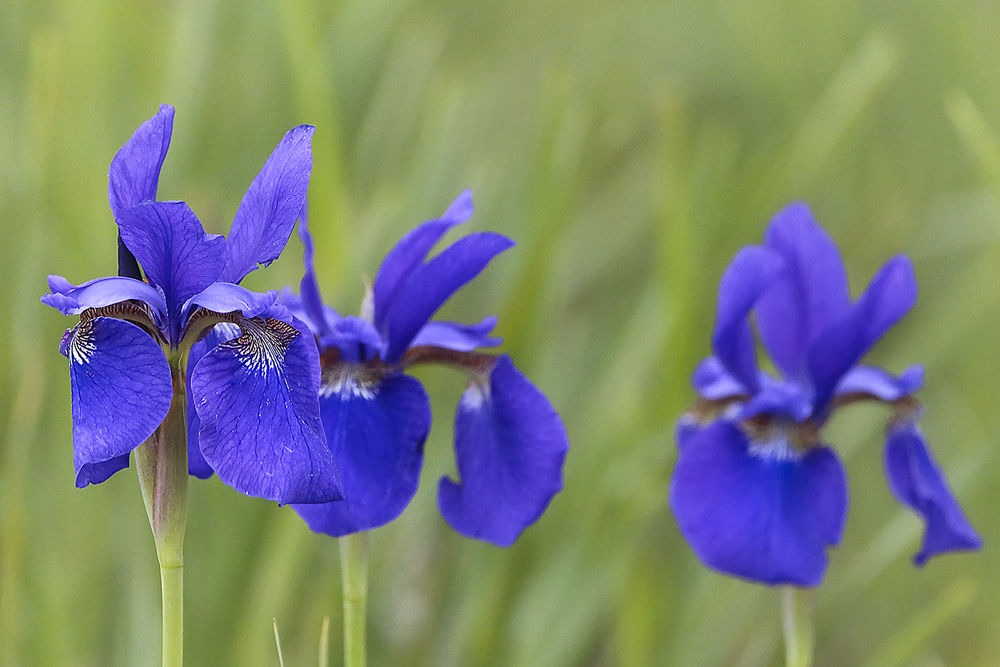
381,232,515,362
65,317,173,488
438,356,569,547
221,125,315,284
185,322,241,479
190,316,342,504
834,365,924,401
42,275,168,318
116,201,226,343
711,245,784,393
107,104,174,219
808,255,918,414
669,421,848,586
883,422,982,566
755,202,851,379
409,317,502,352
691,356,750,401
371,190,475,329
294,372,430,536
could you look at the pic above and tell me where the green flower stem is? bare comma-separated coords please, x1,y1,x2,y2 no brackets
135,365,188,667
781,586,814,667
339,532,370,667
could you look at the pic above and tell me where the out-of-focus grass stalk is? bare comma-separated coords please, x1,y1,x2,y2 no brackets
276,0,353,290
863,579,975,667
781,587,814,667
274,619,286,667
340,532,370,667
946,91,1000,199
318,616,330,667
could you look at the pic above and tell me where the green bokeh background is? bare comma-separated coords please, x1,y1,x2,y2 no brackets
2,0,999,665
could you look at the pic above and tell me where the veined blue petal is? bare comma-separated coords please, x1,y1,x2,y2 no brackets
116,201,226,344
65,317,172,487
293,372,430,537
438,356,568,547
808,255,917,414
883,422,982,565
712,246,785,393
410,317,502,352
372,190,475,329
184,283,277,322
756,202,851,379
42,275,167,317
834,365,924,401
669,421,848,586
108,104,174,219
190,316,342,504
185,322,241,479
381,232,514,363
221,125,315,284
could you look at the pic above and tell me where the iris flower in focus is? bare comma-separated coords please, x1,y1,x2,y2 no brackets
669,203,981,586
283,191,569,546
42,105,342,505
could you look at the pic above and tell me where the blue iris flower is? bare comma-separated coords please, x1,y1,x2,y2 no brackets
42,105,343,505
281,192,569,546
669,203,981,586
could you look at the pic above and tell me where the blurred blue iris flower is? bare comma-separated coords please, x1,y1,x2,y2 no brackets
282,191,569,547
669,203,981,586
42,105,343,505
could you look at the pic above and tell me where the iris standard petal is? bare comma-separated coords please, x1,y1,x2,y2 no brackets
371,190,475,328
294,205,333,337
320,316,383,363
42,275,168,317
756,203,851,377
834,365,924,401
381,232,515,363
293,372,430,536
108,104,174,219
185,322,241,479
116,201,226,342
883,422,982,565
438,356,568,547
409,317,502,352
808,255,918,414
65,317,173,487
221,125,315,284
711,246,784,393
190,316,342,504
669,421,848,586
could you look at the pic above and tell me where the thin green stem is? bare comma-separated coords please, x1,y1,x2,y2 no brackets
339,532,370,667
782,586,814,667
136,366,188,667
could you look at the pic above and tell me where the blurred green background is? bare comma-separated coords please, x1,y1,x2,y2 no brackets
2,0,999,665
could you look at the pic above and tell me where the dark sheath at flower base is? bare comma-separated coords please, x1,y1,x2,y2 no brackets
282,192,569,547
42,105,343,505
669,203,981,587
